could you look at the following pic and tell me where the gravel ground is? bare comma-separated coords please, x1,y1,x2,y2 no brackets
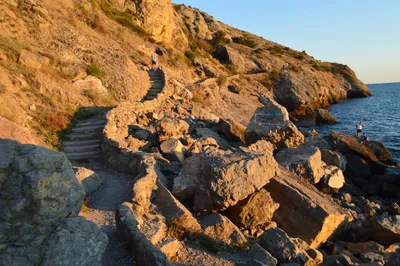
75,161,136,266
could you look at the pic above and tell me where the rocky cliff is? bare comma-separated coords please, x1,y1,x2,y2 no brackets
0,0,370,146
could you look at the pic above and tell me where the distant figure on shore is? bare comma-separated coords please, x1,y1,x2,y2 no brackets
356,121,365,138
360,133,370,143
151,50,159,70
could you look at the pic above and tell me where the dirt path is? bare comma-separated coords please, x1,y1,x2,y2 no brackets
75,161,135,266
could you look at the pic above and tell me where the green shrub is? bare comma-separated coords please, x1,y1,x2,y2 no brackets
176,53,191,66
254,48,264,54
232,36,257,48
184,51,196,61
86,63,103,79
292,52,304,60
224,64,239,75
266,45,284,55
216,75,228,86
99,0,148,38
312,63,331,72
212,30,230,46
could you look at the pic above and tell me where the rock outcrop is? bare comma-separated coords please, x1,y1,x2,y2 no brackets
245,97,304,149
275,146,326,184
315,108,339,125
227,189,279,230
0,139,107,265
173,144,279,211
266,168,349,248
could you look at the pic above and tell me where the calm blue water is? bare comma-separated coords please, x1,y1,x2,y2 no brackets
315,82,400,164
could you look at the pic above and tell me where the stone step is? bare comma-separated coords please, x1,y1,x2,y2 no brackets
149,88,163,92
65,150,103,160
147,91,161,97
62,139,102,147
75,119,106,127
67,132,103,141
151,85,164,90
72,124,105,133
144,96,156,101
62,143,101,153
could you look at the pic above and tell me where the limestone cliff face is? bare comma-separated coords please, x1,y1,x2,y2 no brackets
132,0,188,48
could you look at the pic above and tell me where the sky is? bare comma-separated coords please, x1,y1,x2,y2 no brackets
172,0,400,84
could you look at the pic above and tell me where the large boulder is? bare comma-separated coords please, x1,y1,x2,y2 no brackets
173,144,279,211
321,149,347,172
318,165,345,192
227,189,279,230
199,213,248,247
368,215,400,245
157,119,190,142
258,228,302,263
364,141,392,161
249,243,278,266
245,97,304,149
0,139,85,224
195,128,229,149
0,139,107,265
160,139,185,162
265,168,349,248
326,131,377,163
315,108,339,125
275,146,326,184
218,118,246,144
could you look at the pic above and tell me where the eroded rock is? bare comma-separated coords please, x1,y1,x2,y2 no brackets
266,168,349,248
245,97,304,149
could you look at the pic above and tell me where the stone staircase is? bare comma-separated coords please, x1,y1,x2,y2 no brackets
142,69,166,102
61,113,107,161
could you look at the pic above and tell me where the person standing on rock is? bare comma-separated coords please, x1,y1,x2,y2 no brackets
151,50,159,70
356,121,364,139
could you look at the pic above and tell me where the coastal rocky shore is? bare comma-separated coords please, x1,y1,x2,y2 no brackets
0,0,398,265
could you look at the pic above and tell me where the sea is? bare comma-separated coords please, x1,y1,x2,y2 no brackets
313,82,400,173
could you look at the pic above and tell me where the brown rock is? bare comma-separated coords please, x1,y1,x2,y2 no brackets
245,97,304,149
199,213,248,246
315,108,339,125
326,131,378,163
258,228,302,263
157,239,183,261
160,139,185,162
364,141,392,161
275,146,326,184
73,167,101,195
154,181,202,234
369,215,400,245
249,243,278,266
158,119,189,142
228,189,279,230
320,254,357,266
174,146,279,212
218,118,246,143
318,166,345,192
266,168,349,248
196,128,229,149
321,149,347,172
74,75,107,93
347,241,384,256
19,50,50,69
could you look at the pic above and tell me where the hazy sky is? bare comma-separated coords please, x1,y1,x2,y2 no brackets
173,0,400,84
